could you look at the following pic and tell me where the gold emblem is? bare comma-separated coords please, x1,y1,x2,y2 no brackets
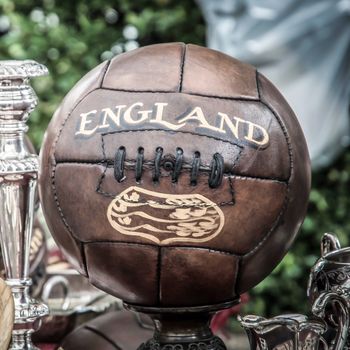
106,186,225,245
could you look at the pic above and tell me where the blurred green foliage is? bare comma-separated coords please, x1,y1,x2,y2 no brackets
244,150,350,317
0,0,205,146
0,0,349,319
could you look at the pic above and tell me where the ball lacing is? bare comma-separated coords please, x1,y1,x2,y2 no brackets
114,146,224,188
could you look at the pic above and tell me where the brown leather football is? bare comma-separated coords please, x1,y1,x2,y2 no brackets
60,311,152,350
39,43,310,308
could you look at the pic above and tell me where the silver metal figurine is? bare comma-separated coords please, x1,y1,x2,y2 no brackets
0,60,49,349
239,232,350,350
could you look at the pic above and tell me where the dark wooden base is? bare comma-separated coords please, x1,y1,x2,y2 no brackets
138,335,226,350
126,300,239,350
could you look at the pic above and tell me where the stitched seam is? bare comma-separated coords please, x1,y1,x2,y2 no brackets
228,176,235,205
96,166,287,205
84,241,242,257
124,160,217,170
88,273,127,299
157,246,162,306
102,128,245,148
162,246,241,257
54,161,232,171
50,86,105,275
80,242,88,278
51,159,86,271
51,61,110,162
100,59,111,88
95,133,109,196
99,128,281,175
178,44,186,92
256,74,293,181
96,132,243,203
230,146,243,173
244,189,289,258
84,325,122,349
54,161,288,183
126,298,239,311
255,69,261,100
243,73,293,258
233,256,240,297
96,187,235,207
98,86,260,102
51,72,292,257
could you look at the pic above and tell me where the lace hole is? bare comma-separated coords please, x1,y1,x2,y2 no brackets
163,161,174,171
162,154,175,172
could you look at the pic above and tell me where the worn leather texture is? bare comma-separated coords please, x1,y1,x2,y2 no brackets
39,43,311,307
60,310,153,350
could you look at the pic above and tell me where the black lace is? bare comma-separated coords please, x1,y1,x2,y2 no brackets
153,147,163,183
172,147,183,183
209,153,224,188
114,147,224,188
114,146,126,182
190,151,201,186
135,147,144,182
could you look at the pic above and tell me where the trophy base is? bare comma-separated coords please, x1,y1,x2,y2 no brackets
6,280,48,350
8,333,40,350
138,335,226,350
126,300,239,350
9,345,40,350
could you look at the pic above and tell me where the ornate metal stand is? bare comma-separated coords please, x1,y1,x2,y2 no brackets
308,233,350,349
0,60,49,349
239,232,350,350
126,301,238,350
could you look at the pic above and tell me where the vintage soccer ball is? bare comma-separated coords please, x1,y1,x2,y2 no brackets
39,43,310,308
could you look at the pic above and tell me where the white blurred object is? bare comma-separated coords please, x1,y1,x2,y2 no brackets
197,0,350,169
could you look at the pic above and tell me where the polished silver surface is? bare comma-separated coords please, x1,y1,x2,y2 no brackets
239,313,328,350
312,291,349,350
307,232,350,350
0,60,49,350
308,232,350,304
240,232,350,350
239,295,350,350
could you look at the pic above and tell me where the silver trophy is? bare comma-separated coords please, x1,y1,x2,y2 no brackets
0,60,49,349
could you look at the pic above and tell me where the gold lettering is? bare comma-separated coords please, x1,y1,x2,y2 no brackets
217,113,242,137
218,113,269,146
244,121,269,146
75,110,99,136
178,107,221,132
75,103,270,147
100,106,126,129
138,109,152,120
124,102,149,124
150,103,185,130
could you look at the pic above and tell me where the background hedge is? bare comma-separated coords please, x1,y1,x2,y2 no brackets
0,0,348,319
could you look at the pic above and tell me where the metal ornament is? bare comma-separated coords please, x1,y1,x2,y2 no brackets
239,293,349,350
0,60,49,349
240,232,350,350
239,314,328,350
126,301,238,350
308,232,350,349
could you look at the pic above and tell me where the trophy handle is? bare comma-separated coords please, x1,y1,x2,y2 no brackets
321,233,341,256
42,275,70,311
312,291,349,350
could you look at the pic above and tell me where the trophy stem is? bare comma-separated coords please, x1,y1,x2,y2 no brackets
0,60,49,349
140,313,226,350
126,301,237,350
